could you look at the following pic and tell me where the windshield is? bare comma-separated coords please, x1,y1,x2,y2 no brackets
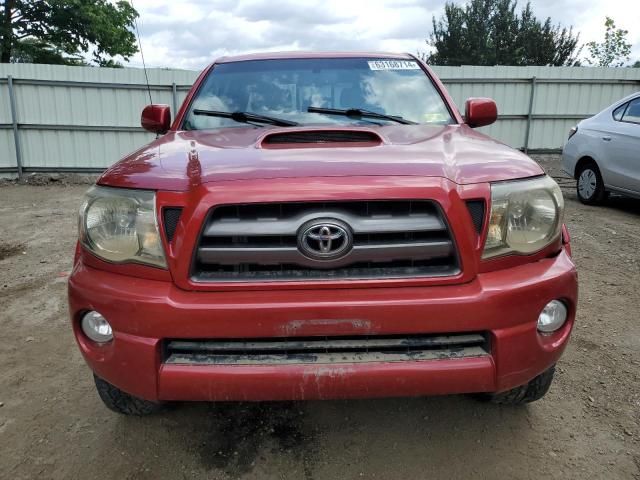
182,57,454,130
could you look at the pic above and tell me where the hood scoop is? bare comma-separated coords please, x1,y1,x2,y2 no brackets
260,129,383,148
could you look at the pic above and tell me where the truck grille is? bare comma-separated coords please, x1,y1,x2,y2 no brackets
163,333,489,365
192,201,459,281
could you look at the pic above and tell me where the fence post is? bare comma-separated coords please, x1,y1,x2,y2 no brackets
171,82,178,116
7,75,23,179
523,76,537,153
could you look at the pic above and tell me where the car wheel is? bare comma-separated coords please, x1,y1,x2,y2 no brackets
93,374,164,415
474,365,556,405
576,162,607,205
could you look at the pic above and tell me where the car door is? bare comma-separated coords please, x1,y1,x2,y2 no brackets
605,97,640,193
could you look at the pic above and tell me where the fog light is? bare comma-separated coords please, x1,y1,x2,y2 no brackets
537,300,568,333
81,311,113,343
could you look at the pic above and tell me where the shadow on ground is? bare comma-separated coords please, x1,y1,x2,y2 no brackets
109,395,532,479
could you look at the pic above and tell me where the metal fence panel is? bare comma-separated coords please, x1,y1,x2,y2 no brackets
1,63,639,175
432,66,640,150
0,129,16,168
19,129,151,169
15,83,170,126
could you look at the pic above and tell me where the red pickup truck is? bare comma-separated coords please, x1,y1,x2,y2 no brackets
68,52,577,415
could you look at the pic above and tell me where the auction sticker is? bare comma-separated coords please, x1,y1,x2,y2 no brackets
367,60,420,70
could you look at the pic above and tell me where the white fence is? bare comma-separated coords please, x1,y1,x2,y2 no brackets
1,63,639,176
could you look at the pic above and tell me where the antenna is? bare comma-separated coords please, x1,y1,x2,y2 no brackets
130,0,153,105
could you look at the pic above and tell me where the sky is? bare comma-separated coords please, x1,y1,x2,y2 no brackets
128,0,640,71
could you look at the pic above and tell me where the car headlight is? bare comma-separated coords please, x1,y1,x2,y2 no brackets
78,186,166,268
483,175,564,259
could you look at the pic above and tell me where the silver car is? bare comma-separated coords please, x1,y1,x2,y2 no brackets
562,92,640,204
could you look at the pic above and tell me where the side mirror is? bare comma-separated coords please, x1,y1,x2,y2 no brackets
141,104,171,134
464,98,497,128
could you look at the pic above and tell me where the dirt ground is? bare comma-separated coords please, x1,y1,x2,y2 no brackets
1,156,639,480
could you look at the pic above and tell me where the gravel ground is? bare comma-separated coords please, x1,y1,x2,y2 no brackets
1,156,639,480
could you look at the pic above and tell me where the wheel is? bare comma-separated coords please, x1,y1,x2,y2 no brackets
576,161,607,205
475,365,556,405
93,374,163,415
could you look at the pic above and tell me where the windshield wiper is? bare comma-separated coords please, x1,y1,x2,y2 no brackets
307,106,416,125
192,109,298,127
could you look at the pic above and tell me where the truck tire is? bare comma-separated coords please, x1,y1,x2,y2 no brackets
93,374,163,415
477,365,556,405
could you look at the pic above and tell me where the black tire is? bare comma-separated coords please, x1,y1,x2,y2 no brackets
93,374,163,415
576,161,607,205
476,365,556,405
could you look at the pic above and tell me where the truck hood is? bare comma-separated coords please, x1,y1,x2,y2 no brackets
98,124,543,191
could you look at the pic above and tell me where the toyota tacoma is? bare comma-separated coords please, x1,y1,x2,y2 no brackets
68,52,577,414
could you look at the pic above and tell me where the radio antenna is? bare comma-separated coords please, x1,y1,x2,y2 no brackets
130,0,153,105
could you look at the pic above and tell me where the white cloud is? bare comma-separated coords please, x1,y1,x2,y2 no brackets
129,0,640,70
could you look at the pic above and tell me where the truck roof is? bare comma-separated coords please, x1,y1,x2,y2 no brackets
215,51,415,64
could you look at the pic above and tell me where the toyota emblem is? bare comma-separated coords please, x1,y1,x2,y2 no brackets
297,219,353,260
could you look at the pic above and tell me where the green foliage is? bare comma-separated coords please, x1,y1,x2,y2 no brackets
0,0,138,66
585,17,631,67
425,0,581,66
10,37,84,64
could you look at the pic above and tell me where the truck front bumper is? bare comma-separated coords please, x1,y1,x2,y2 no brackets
68,248,577,402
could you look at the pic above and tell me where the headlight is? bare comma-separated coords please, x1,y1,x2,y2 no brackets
79,186,166,268
483,175,564,259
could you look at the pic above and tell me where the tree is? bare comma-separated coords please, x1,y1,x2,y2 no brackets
426,0,581,66
584,17,631,67
0,0,139,66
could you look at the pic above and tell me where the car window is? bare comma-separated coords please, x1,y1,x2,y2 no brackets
621,98,640,124
182,58,454,130
612,103,627,121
